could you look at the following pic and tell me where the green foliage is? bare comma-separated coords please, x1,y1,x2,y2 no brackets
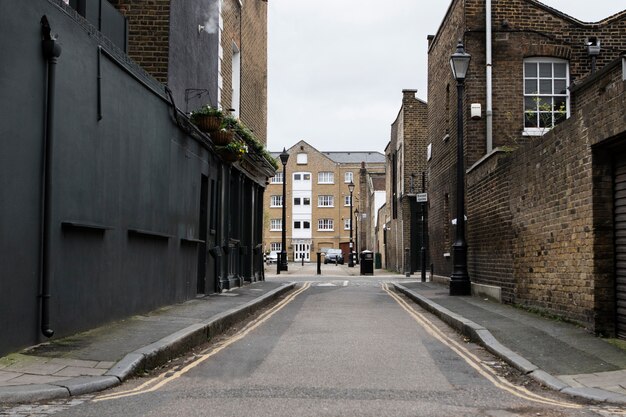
220,115,239,130
190,105,223,120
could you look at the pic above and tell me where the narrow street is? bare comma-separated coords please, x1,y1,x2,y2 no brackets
8,275,623,417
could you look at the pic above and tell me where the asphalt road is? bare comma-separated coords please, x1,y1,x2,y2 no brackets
14,278,625,416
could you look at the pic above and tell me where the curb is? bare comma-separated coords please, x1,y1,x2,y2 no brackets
0,282,296,405
393,283,626,405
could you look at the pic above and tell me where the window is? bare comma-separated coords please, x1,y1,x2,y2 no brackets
303,198,310,205
294,173,301,181
294,198,301,205
270,242,281,252
344,218,352,230
270,219,282,231
318,195,334,207
318,219,334,231
231,43,241,117
523,58,569,135
303,221,310,229
294,221,301,229
270,195,283,207
318,172,334,184
303,173,311,181
344,195,352,206
297,153,308,164
344,171,353,183
271,172,283,183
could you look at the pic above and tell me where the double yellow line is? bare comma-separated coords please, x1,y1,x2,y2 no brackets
382,283,582,409
95,283,311,402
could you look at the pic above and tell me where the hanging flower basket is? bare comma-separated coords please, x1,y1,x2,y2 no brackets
194,115,221,132
216,141,247,163
211,129,235,146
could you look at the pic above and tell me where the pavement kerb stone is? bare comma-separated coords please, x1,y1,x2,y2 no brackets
392,283,626,405
51,376,120,396
0,384,69,404
0,282,296,405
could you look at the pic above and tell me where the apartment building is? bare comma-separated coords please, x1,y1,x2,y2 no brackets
264,141,385,262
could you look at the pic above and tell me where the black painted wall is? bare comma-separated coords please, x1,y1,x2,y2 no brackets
0,0,266,356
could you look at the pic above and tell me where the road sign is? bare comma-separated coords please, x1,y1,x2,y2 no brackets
416,193,428,203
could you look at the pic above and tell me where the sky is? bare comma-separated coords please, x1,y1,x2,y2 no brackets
266,0,625,154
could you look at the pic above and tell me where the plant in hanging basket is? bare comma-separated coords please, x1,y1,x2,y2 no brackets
211,129,235,146
216,140,248,163
190,105,223,132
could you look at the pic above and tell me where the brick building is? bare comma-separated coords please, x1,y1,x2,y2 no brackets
264,141,385,263
111,0,267,141
385,90,429,273
426,0,626,336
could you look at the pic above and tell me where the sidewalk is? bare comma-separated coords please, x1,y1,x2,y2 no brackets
395,281,626,405
0,281,294,404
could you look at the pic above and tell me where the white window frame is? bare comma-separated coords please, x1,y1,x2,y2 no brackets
344,195,352,206
344,171,353,183
523,57,570,136
271,172,283,184
318,219,334,231
318,195,334,207
270,219,282,231
343,218,352,230
270,242,281,252
318,172,334,184
270,195,283,207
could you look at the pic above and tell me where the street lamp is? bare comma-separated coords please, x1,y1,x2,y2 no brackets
449,40,471,295
354,208,359,265
279,148,289,272
348,180,355,267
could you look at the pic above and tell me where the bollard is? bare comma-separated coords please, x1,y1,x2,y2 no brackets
421,246,426,282
317,252,321,275
276,252,281,275
405,247,410,278
301,256,304,266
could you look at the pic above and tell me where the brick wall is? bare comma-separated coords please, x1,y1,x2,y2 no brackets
263,142,384,261
385,90,428,272
241,0,268,144
428,0,626,331
110,0,170,83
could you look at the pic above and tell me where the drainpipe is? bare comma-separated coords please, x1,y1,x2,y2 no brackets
486,0,493,153
40,15,61,338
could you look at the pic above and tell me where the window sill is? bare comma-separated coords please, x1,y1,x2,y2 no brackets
522,129,547,137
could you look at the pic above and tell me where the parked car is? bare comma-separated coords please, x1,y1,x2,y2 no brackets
266,251,278,264
324,248,344,264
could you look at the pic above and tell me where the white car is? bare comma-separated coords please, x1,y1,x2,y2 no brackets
266,251,279,264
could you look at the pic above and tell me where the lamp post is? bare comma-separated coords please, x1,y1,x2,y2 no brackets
348,180,355,267
354,208,359,265
279,148,289,272
449,40,471,295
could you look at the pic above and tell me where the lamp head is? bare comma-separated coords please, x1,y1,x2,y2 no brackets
450,40,471,81
348,180,355,194
279,147,289,166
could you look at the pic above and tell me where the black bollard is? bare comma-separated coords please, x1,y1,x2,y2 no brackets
317,252,321,275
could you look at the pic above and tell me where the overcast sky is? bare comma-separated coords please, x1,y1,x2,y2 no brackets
266,0,624,154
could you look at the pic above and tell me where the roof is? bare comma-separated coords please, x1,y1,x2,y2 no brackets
321,152,386,164
269,151,386,164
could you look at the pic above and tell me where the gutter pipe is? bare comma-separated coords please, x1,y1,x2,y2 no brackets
486,0,493,153
40,15,61,338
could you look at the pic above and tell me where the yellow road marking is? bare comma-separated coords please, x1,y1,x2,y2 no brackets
382,283,582,409
95,283,311,402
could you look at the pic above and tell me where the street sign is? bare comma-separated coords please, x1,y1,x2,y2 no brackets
416,193,428,203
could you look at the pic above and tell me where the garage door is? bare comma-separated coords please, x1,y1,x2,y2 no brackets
614,157,626,339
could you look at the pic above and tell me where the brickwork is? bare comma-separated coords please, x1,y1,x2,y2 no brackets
263,141,384,261
427,0,626,332
110,0,171,83
385,90,429,273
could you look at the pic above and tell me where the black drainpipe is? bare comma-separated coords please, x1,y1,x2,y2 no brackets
39,15,61,338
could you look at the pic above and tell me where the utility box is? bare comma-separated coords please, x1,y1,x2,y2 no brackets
360,250,374,276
